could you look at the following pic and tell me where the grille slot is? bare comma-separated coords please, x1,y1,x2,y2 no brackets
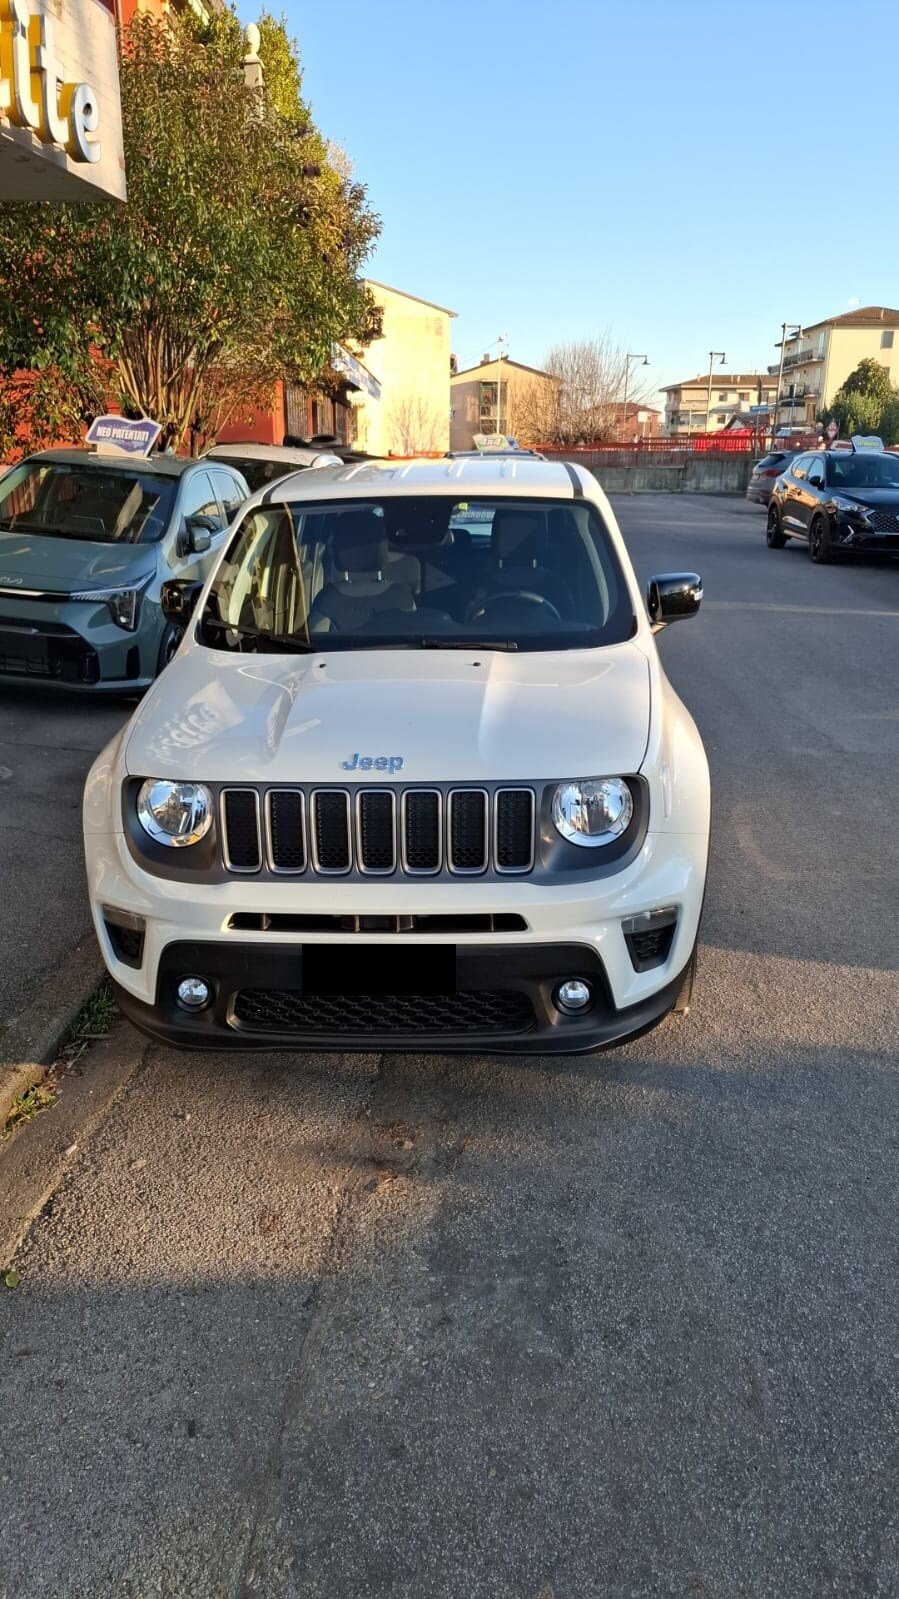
267,789,305,873
232,988,535,1036
222,789,262,872
311,790,352,873
357,789,396,873
495,788,536,872
402,790,442,873
448,789,488,874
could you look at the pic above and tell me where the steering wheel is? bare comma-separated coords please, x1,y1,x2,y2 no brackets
468,590,563,625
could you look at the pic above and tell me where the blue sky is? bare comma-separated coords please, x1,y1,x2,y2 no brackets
254,0,899,403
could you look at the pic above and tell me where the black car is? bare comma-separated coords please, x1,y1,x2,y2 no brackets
746,449,797,505
766,438,899,563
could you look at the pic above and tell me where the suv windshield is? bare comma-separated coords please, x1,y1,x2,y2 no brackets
829,453,899,490
201,496,635,653
0,460,176,543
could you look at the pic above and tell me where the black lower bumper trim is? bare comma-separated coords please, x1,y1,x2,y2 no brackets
112,939,693,1055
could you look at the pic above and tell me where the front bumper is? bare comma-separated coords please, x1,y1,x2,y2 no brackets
0,597,158,691
111,938,695,1055
87,825,708,1053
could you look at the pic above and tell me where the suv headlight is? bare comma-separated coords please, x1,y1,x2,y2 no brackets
71,578,150,631
137,780,213,847
831,497,869,519
551,778,634,847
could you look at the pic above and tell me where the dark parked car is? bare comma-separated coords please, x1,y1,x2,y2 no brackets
766,437,899,563
746,450,797,505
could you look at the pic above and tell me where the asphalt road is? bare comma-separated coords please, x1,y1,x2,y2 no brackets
1,495,898,1599
0,688,125,1029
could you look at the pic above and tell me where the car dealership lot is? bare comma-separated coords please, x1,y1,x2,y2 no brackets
1,494,897,1598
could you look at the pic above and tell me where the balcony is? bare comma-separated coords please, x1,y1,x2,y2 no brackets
782,348,823,370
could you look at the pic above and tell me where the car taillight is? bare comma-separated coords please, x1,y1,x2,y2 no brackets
762,468,780,477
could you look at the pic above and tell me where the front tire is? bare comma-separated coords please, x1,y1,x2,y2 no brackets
808,514,834,564
766,506,787,548
156,622,183,675
671,946,698,1015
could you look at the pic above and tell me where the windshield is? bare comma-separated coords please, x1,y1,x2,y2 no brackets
200,496,635,653
0,460,176,543
206,454,311,494
829,453,899,490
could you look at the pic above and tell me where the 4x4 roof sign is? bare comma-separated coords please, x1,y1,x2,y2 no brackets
86,416,163,457
850,435,884,452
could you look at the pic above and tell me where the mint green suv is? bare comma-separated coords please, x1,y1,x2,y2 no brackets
0,448,248,690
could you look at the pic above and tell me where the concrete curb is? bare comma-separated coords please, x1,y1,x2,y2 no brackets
0,934,105,1126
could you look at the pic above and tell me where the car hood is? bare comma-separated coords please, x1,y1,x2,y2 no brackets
830,486,899,509
0,531,156,593
123,642,652,784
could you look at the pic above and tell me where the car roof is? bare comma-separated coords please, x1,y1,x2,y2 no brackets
206,442,338,466
249,455,586,504
26,448,197,477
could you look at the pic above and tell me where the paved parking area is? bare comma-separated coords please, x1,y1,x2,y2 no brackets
1,495,897,1598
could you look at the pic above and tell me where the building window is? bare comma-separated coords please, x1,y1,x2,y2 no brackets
738,391,749,400
882,331,894,349
717,392,729,402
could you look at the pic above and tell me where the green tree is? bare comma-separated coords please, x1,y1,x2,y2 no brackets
823,357,899,443
0,8,379,451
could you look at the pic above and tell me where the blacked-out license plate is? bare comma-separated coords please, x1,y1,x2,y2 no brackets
302,945,456,997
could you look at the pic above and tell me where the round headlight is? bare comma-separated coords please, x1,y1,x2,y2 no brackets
137,780,213,848
551,778,634,847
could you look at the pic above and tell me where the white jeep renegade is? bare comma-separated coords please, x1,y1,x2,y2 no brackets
83,456,710,1054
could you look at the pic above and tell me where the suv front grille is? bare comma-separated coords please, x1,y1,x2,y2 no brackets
870,508,899,534
219,785,536,880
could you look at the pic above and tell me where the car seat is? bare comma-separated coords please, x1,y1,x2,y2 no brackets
476,508,573,617
308,510,417,633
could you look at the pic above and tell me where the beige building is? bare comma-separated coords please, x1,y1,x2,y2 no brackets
450,357,559,450
350,280,456,456
0,0,125,201
661,374,777,436
772,305,899,434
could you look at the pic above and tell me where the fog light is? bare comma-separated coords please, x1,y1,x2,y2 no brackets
555,979,591,1014
177,977,210,1011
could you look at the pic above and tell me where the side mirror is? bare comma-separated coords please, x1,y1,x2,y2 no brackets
647,572,703,629
161,578,204,626
181,512,217,555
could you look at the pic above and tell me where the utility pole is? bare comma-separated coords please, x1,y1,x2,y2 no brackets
772,322,802,448
707,351,726,435
622,354,649,443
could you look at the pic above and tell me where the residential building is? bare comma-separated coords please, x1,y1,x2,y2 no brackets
350,281,456,456
771,306,899,435
450,358,559,451
607,402,662,442
218,281,455,455
661,374,777,436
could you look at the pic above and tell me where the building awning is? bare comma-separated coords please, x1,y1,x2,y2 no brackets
331,345,381,401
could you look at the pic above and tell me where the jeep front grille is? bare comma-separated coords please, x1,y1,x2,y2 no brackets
219,786,535,879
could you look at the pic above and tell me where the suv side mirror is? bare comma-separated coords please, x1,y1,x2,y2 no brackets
161,578,204,626
647,572,703,629
181,512,218,555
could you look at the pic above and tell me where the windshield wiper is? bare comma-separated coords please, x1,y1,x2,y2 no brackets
412,638,519,652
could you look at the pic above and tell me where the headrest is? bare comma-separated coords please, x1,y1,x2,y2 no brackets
333,510,388,574
491,509,544,564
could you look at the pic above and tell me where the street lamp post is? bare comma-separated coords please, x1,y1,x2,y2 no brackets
772,322,802,447
622,354,649,443
706,351,726,435
494,334,507,436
